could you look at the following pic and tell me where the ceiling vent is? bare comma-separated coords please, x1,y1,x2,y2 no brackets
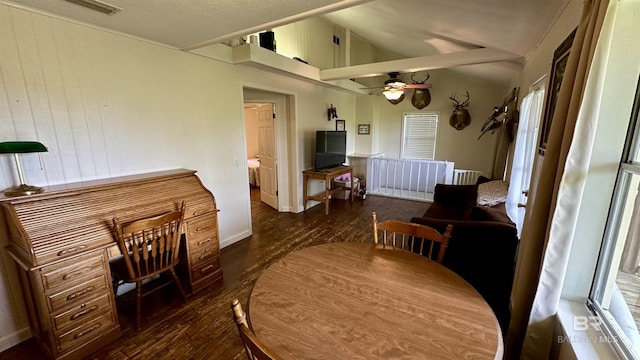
64,0,121,15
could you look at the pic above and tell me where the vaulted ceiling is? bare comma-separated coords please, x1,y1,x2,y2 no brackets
5,0,570,84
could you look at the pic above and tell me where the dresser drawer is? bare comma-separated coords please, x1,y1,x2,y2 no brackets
189,247,218,269
191,257,221,284
185,199,216,219
189,233,218,252
186,212,217,240
56,312,116,353
47,275,110,313
52,293,112,333
41,251,107,293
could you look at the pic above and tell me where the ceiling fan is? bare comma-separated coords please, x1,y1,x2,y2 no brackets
365,72,432,107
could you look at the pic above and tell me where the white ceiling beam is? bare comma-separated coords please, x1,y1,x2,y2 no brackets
182,0,374,51
319,48,523,81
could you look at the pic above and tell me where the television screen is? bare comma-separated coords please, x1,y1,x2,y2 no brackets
315,131,346,170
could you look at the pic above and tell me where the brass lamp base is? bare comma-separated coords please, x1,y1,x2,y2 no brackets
4,184,44,197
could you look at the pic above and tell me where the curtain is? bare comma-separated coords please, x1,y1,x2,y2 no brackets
507,88,546,237
505,0,612,358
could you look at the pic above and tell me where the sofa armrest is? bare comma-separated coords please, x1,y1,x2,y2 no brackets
410,216,518,331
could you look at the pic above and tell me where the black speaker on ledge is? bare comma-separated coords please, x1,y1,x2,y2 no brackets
259,31,276,51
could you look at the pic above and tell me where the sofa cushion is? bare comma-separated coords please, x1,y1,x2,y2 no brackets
425,184,478,220
471,203,515,226
423,202,468,221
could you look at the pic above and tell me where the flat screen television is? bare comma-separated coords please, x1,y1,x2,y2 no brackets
315,131,346,170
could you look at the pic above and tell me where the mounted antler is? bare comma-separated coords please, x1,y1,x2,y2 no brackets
411,72,430,84
449,91,470,108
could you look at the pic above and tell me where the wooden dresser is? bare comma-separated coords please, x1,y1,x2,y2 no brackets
0,169,223,360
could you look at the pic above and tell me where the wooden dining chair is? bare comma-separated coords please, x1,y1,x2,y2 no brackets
371,212,453,263
111,202,188,330
231,299,283,360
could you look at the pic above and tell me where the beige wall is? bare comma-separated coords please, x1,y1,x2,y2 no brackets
273,17,345,69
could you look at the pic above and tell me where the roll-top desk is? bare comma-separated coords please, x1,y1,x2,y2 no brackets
0,169,223,360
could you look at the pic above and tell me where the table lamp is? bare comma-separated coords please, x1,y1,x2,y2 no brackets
0,141,48,197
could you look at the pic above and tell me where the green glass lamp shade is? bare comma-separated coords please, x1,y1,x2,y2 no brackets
0,141,48,153
0,141,48,197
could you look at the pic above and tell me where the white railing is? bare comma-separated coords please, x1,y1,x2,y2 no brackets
452,169,489,185
366,158,454,202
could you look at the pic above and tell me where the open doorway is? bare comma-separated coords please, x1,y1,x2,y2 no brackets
243,87,296,215
244,102,278,210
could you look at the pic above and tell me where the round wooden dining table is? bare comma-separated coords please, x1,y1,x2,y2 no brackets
249,242,503,360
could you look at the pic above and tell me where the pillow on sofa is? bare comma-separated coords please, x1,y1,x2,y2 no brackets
477,180,509,206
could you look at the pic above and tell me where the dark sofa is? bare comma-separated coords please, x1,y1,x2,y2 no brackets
410,180,518,332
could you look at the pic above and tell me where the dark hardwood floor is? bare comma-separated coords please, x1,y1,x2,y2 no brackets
0,189,429,360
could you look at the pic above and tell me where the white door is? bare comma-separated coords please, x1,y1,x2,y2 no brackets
506,86,545,236
258,104,278,209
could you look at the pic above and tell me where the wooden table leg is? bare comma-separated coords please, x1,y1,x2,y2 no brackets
350,171,354,202
303,174,308,211
324,176,330,215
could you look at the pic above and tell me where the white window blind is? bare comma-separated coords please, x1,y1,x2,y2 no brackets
401,112,438,160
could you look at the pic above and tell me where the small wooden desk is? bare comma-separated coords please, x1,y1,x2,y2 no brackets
249,242,503,360
302,166,354,215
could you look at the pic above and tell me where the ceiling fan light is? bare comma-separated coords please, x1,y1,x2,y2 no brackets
383,88,404,101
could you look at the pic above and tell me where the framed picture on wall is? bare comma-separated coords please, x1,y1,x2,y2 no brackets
538,28,576,155
358,124,370,135
336,119,345,131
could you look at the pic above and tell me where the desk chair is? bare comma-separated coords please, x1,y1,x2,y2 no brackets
111,202,188,330
231,299,283,360
372,212,453,263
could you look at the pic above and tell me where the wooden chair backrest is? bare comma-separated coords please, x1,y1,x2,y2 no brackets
371,212,453,263
113,202,185,281
231,299,283,360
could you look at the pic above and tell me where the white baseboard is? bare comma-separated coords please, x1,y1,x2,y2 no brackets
220,230,251,249
0,327,31,353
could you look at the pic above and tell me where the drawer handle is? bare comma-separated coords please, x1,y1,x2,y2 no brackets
195,225,211,232
199,252,211,260
200,265,215,273
70,305,99,320
74,322,102,339
63,266,93,281
57,245,88,257
197,238,211,246
67,286,95,301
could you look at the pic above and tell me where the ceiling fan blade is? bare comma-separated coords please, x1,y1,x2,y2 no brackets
404,84,432,89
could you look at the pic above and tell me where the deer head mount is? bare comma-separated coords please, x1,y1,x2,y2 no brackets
449,91,471,130
410,73,431,110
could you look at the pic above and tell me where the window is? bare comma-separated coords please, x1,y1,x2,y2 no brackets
401,112,438,160
591,77,640,359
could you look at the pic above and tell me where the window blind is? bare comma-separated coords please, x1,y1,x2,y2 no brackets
401,112,438,160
